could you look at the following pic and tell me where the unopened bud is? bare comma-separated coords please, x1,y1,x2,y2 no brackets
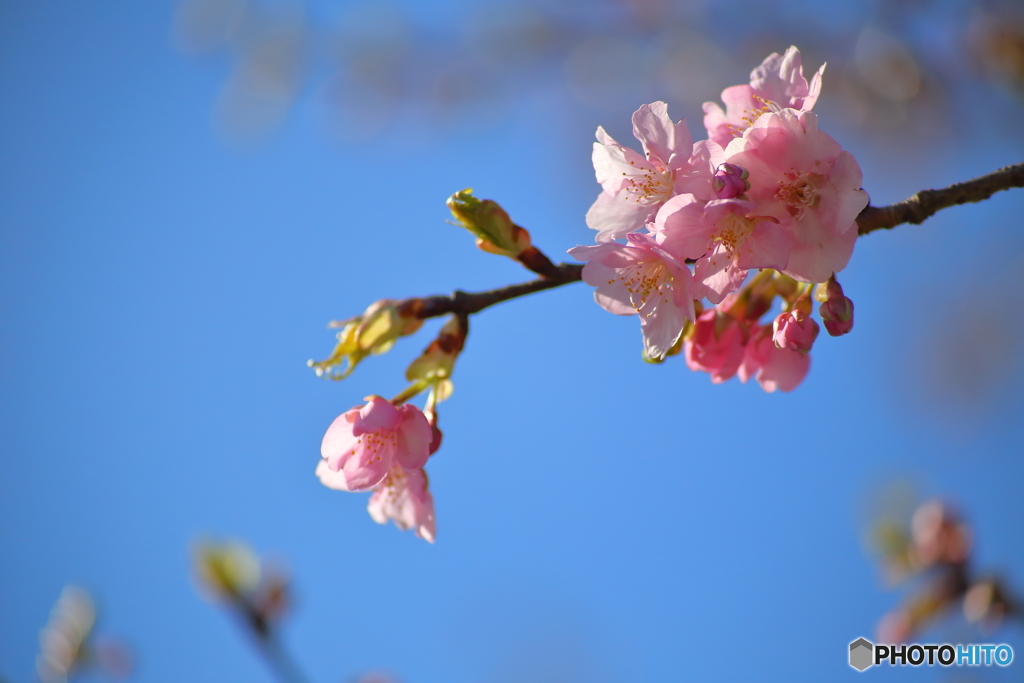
712,163,750,199
193,540,261,603
447,189,532,258
406,316,466,385
308,299,425,379
815,277,854,336
772,309,819,353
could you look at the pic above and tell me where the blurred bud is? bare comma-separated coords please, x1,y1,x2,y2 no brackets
712,163,750,199
308,298,425,379
405,315,466,386
447,188,532,258
872,519,914,584
193,539,261,603
910,500,971,568
37,586,131,683
194,538,293,638
963,578,1010,630
772,309,819,353
814,276,854,336
253,573,292,626
37,586,95,683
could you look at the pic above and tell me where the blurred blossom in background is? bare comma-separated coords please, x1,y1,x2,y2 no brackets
2,1,1024,682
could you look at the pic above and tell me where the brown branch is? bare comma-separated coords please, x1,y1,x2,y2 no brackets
412,262,584,320
411,162,1024,320
857,162,1024,236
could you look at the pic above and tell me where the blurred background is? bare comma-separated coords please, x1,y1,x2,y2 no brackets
2,0,1024,681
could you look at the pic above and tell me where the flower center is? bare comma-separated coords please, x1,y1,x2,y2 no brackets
378,467,406,501
621,159,673,205
775,172,821,219
613,261,672,316
710,214,754,262
352,429,398,465
725,94,773,138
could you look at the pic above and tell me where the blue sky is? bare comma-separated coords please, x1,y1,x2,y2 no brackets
2,2,1023,682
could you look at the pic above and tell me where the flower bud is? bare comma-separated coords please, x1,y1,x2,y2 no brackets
405,315,466,386
193,539,261,603
685,308,748,382
815,277,854,337
772,309,819,353
712,163,750,199
447,189,532,258
308,299,425,379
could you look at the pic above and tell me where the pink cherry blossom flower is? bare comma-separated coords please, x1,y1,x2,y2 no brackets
723,109,868,283
772,309,820,353
568,233,696,360
703,46,825,147
316,396,432,492
587,102,722,242
368,466,436,544
684,308,749,383
738,326,810,392
655,198,790,304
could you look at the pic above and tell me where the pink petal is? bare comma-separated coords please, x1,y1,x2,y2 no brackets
782,217,858,283
736,219,791,271
341,447,392,491
654,196,712,260
673,140,724,201
352,397,401,436
757,346,811,393
321,410,363,469
315,459,354,491
584,189,651,242
694,250,747,305
631,102,692,170
394,405,432,471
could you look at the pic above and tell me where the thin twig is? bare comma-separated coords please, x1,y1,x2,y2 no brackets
857,162,1024,236
411,162,1024,321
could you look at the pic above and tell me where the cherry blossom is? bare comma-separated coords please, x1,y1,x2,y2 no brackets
655,197,790,304
317,396,432,492
703,46,825,147
368,466,436,544
568,233,696,360
723,109,868,283
586,102,721,242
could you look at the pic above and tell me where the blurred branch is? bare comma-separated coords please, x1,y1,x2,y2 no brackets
857,162,1024,236
251,634,313,683
409,162,1024,320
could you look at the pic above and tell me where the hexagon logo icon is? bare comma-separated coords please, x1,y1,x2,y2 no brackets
849,637,874,671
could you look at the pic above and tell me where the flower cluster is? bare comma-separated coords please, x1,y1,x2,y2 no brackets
311,312,466,543
571,46,866,392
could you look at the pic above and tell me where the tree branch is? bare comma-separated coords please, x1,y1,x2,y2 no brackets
856,162,1024,236
412,162,1024,320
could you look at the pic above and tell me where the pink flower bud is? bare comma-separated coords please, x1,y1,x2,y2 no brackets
816,278,854,336
819,297,854,336
685,309,748,382
712,163,750,199
772,310,819,353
